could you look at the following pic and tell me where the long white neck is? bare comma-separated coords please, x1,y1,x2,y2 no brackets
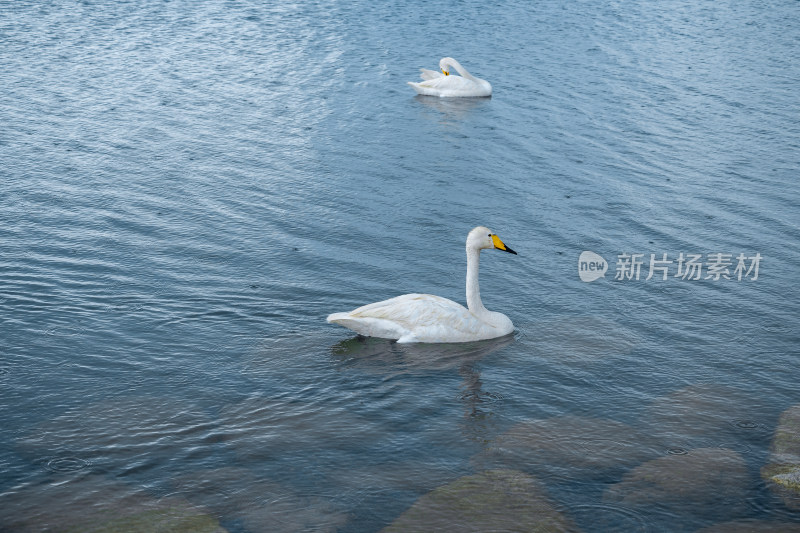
448,59,476,81
466,247,486,315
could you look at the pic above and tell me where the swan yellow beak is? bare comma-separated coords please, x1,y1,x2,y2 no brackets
442,69,449,76
492,234,517,255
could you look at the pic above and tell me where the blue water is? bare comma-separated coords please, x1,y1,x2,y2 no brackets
1,0,799,531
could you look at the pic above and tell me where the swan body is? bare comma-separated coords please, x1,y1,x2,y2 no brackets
327,227,516,343
407,57,492,98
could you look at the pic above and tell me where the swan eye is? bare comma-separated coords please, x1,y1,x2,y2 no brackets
488,233,492,237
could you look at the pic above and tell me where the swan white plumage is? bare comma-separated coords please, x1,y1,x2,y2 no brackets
327,227,516,343
407,57,492,98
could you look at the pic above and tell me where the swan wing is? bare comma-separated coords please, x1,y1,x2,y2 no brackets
326,313,411,340
350,294,470,329
407,75,490,97
417,75,476,91
328,294,489,343
419,68,444,81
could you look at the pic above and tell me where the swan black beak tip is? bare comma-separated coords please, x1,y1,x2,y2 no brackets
504,247,517,255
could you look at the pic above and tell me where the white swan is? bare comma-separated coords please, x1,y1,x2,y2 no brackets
407,57,492,98
327,227,516,343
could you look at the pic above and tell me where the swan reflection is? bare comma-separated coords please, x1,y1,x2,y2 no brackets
329,332,515,373
332,333,514,439
413,94,490,121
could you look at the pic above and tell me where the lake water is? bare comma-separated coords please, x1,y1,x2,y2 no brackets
1,0,799,531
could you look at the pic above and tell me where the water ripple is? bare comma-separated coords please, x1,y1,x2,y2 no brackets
667,447,689,456
1,0,798,530
570,503,651,532
44,456,89,474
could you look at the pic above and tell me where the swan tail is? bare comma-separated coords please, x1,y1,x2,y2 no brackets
406,81,442,96
407,81,424,93
327,313,408,340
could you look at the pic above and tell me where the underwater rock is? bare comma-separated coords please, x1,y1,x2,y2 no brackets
761,404,800,510
643,384,770,449
326,460,467,495
380,469,578,532
16,396,214,473
603,447,749,521
526,317,638,361
697,519,800,532
0,474,225,532
168,467,349,533
472,416,660,480
217,394,381,462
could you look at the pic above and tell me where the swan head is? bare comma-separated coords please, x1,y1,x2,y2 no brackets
467,226,517,255
439,57,455,76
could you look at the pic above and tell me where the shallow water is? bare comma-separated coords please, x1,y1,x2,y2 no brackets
1,0,799,531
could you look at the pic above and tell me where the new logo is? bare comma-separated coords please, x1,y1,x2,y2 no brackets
578,251,608,282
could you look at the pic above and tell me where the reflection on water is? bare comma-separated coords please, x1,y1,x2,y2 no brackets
412,94,492,122
331,335,516,449
330,333,515,372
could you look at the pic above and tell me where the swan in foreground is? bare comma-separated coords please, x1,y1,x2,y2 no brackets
407,57,492,97
327,227,516,343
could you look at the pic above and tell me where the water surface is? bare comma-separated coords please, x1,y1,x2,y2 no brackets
1,1,799,531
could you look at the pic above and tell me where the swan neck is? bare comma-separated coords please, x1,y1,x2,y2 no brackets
448,59,475,81
466,247,485,314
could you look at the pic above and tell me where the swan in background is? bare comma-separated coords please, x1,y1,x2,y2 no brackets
407,57,492,97
327,227,516,343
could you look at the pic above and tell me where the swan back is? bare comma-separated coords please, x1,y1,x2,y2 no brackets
327,294,497,343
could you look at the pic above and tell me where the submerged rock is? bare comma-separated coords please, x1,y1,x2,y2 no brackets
643,384,771,450
526,317,638,361
217,394,382,462
697,519,800,532
761,404,800,510
16,396,213,473
473,416,660,480
380,469,578,532
0,474,225,532
603,447,749,521
169,467,349,533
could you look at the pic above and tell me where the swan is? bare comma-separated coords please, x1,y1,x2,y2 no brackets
327,227,516,343
407,57,492,98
